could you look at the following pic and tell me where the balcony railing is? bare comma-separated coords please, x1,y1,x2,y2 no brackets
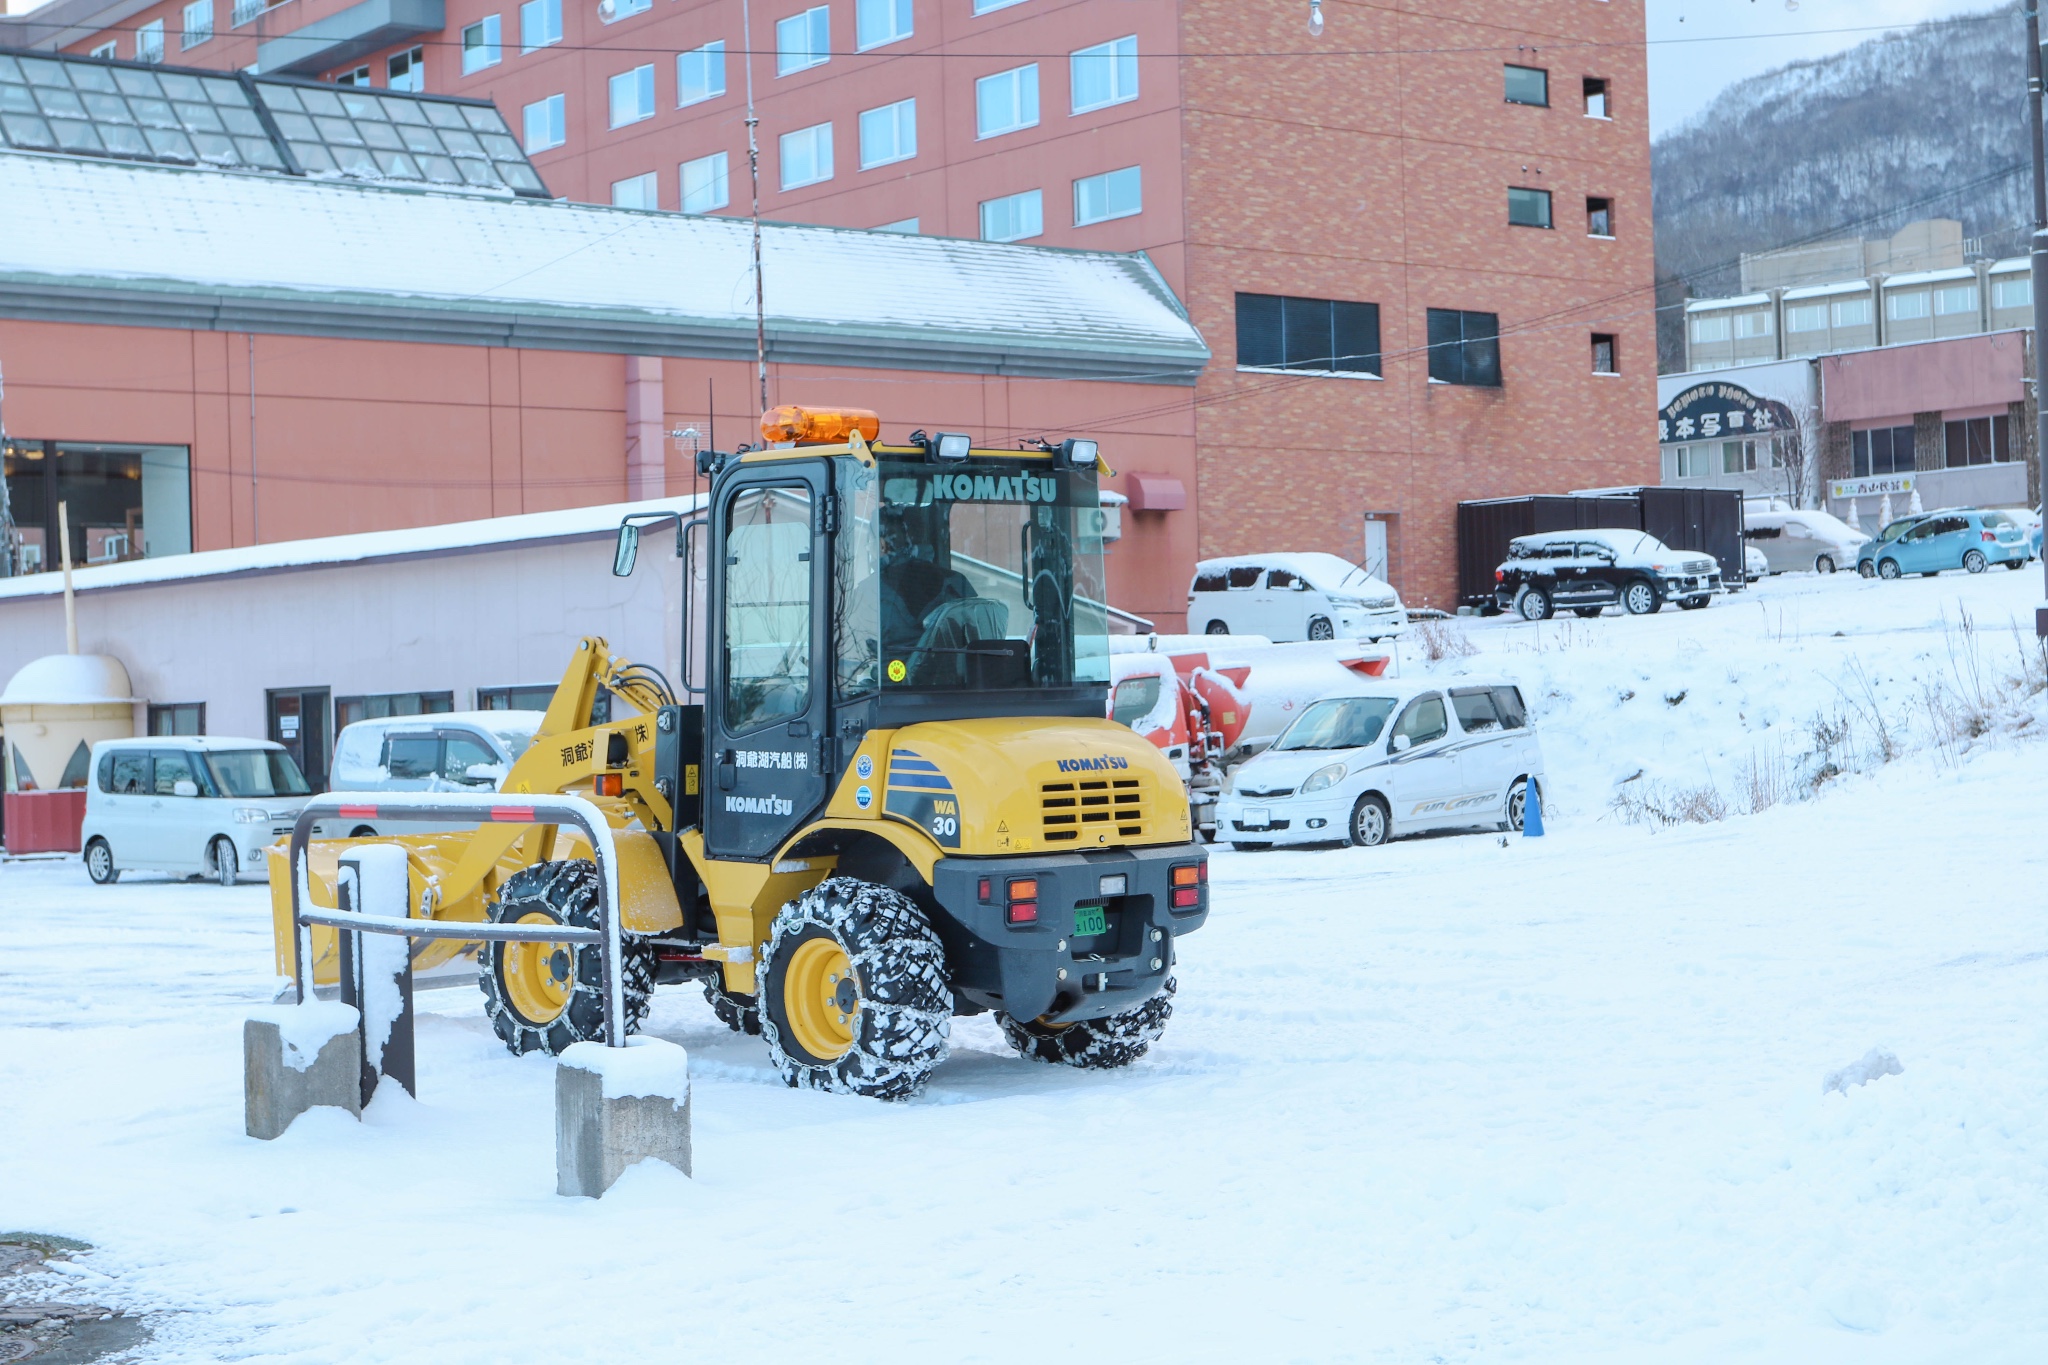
232,0,265,26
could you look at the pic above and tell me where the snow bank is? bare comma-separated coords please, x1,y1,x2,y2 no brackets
559,1036,690,1107
243,1002,358,1072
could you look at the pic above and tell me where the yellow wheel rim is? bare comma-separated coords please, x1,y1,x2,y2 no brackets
783,936,859,1061
501,911,574,1026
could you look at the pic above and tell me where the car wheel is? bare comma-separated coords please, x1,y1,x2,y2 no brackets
1816,554,1835,574
1877,558,1902,580
1516,586,1554,621
1307,615,1335,641
1921,571,1939,579
209,836,238,888
1679,594,1710,611
1228,841,1271,852
349,825,377,838
1348,794,1391,848
1205,619,1229,635
1963,549,1988,574
2005,558,2027,570
1572,606,1603,619
1502,778,1531,833
1858,560,1876,578
1622,579,1661,615
84,838,119,885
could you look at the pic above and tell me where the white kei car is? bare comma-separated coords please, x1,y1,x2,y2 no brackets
1215,677,1544,849
81,736,314,886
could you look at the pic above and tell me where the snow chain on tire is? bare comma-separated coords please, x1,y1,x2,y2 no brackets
702,978,762,1035
479,859,654,1057
759,876,952,1101
998,977,1176,1070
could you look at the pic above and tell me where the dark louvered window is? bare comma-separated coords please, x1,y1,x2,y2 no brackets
1235,293,1381,376
1426,308,1501,387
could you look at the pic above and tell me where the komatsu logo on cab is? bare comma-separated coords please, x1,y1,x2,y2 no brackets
1056,755,1131,773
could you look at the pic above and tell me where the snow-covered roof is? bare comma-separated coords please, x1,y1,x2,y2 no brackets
1686,293,1771,313
1194,551,1394,595
1882,267,1976,288
0,493,705,601
1781,280,1874,302
0,150,1210,383
1989,258,2027,275
0,652,135,705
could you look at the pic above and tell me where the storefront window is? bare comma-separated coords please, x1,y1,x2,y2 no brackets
1,441,190,577
1851,426,1914,478
1942,415,2011,468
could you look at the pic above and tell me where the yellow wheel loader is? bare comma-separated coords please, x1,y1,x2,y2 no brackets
271,406,1209,1098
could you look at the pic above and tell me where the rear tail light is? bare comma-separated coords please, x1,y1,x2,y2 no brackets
1170,861,1205,910
1982,530,1996,542
1005,877,1039,928
1006,901,1039,925
1171,887,1200,909
1494,569,1505,582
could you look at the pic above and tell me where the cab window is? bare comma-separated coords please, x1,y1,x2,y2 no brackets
1392,694,1448,747
1111,675,1163,728
1266,568,1298,590
725,484,814,734
443,734,500,784
384,734,441,780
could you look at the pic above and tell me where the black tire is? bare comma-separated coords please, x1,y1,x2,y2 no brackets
1679,594,1710,611
759,876,951,1100
84,838,118,885
1348,793,1391,848
349,825,377,839
479,859,654,1056
2005,558,2028,570
1622,579,1661,615
701,978,762,1035
1228,841,1271,852
1963,549,1987,574
1502,778,1530,833
1816,554,1836,574
1205,619,1229,635
209,836,238,888
1921,572,1939,579
1859,560,1876,578
1307,616,1335,641
998,977,1175,1070
1516,586,1554,621
1572,606,1603,619
1877,558,1902,580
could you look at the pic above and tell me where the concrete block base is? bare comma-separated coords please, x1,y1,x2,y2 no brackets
245,1004,362,1140
556,1037,691,1197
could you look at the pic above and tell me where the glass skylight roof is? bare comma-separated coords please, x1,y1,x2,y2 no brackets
0,50,548,198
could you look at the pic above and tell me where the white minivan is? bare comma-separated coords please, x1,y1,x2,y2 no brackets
1189,552,1406,641
81,737,314,886
1743,508,1868,575
1214,676,1542,849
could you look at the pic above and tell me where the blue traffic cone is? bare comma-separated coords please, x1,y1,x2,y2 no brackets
1522,782,1545,838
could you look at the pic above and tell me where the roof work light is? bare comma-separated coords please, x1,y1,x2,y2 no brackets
1059,438,1100,468
929,432,972,461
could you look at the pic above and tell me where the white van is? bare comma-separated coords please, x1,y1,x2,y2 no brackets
326,710,544,836
1189,552,1406,641
81,737,313,886
1743,508,1868,575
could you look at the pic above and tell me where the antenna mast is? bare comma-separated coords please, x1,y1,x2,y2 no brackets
742,0,768,413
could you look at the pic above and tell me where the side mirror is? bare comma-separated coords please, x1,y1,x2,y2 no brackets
612,523,641,578
173,779,199,797
1391,734,1411,753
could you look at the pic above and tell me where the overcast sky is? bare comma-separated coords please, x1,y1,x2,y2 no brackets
1647,0,2018,138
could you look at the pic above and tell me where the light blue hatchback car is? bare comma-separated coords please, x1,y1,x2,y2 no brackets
1859,508,2033,579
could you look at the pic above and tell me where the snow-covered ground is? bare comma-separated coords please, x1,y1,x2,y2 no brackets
3,569,2045,1363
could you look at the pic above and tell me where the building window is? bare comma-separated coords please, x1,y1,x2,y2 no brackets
335,692,455,730
602,0,651,22
1933,283,1978,316
180,1,213,49
1785,303,1826,332
610,64,656,128
1993,276,2032,309
1236,293,1382,376
612,171,657,208
1944,415,2012,467
148,703,206,737
681,150,729,212
1071,35,1138,113
1688,314,1730,344
1507,186,1552,229
462,17,502,74
1583,77,1609,118
678,41,726,106
976,64,1039,138
1591,333,1616,373
1886,291,1930,321
1587,196,1612,237
90,41,116,58
876,217,918,233
1504,64,1548,107
387,45,425,92
857,0,912,50
979,188,1042,242
1850,425,1915,478
779,121,833,189
973,0,1027,12
777,6,830,76
333,65,371,86
523,93,566,152
1733,312,1772,339
521,0,562,53
1074,165,1140,225
136,19,165,63
1832,297,1872,327
1426,309,1501,387
2,441,192,576
479,685,557,711
859,97,916,168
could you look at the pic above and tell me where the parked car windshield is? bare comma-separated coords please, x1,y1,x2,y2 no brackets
1273,697,1398,751
206,750,311,797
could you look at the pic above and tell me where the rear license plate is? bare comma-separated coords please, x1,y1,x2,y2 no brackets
1073,906,1108,937
1242,807,1271,828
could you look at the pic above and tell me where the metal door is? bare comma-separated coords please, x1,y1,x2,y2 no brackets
1363,518,1390,582
267,687,331,793
704,469,833,862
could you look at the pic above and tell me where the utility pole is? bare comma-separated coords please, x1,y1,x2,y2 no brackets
2028,3,2048,635
742,0,768,415
0,361,14,579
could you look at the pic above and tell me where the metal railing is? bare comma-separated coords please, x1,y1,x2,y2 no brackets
287,793,627,1046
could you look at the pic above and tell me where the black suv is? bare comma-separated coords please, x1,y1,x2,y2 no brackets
1494,529,1721,620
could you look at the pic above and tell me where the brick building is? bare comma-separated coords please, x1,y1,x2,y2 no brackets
4,0,1658,610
